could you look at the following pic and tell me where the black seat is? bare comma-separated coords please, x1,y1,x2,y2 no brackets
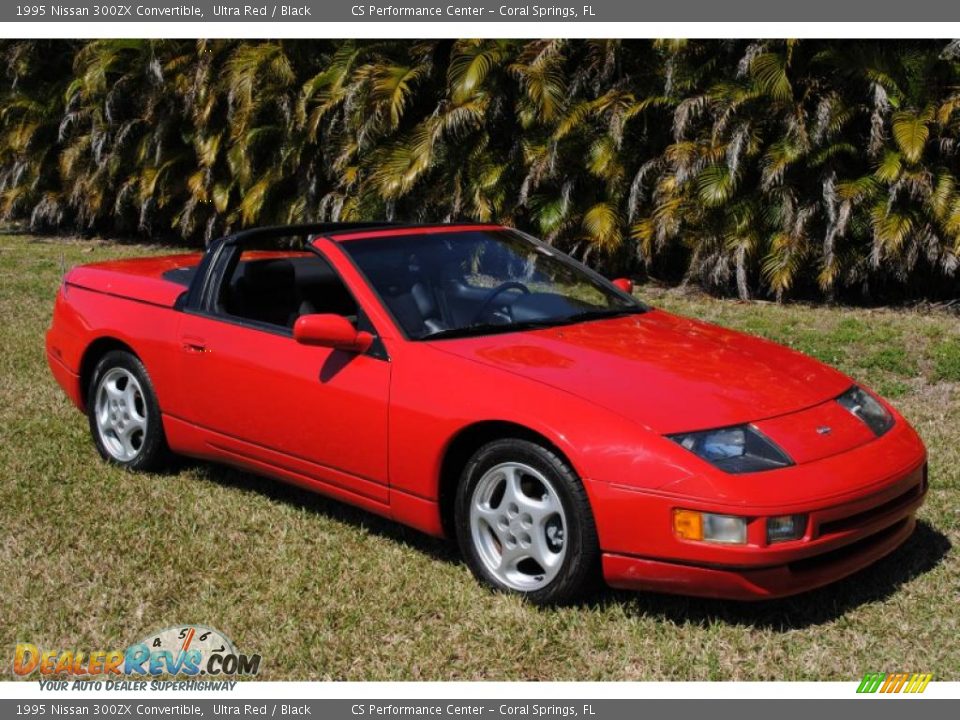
382,280,447,337
234,259,300,327
410,282,447,334
296,270,357,320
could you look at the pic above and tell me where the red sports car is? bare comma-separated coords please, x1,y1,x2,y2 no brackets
46,223,928,604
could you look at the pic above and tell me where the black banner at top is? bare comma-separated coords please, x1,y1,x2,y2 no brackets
4,0,960,23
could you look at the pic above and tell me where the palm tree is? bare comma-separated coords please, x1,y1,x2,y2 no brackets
1,39,958,299
632,40,960,299
0,40,77,226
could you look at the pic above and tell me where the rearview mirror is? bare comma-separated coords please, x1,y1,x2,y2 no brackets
611,277,634,294
293,314,373,353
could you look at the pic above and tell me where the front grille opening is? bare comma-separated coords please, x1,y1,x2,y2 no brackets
819,483,922,537
789,518,909,574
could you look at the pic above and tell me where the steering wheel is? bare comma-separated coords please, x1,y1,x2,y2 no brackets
470,281,530,324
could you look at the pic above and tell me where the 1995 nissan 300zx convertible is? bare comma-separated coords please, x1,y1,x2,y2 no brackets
46,223,928,604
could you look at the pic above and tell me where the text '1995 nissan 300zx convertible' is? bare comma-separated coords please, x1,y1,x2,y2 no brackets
46,223,928,604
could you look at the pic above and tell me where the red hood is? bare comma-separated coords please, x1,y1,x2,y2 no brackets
428,309,853,435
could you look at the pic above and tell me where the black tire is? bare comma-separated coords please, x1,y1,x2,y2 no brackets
455,438,600,605
86,350,170,471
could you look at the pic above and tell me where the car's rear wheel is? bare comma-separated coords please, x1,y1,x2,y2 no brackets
87,350,169,471
455,438,599,605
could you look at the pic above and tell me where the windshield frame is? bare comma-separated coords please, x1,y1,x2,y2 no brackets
324,226,648,342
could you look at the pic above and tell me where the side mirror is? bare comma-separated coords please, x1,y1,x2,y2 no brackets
611,277,634,294
293,314,373,353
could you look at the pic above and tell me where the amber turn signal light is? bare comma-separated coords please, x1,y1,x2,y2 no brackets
673,509,704,541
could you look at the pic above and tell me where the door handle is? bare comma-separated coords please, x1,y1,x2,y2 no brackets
181,337,207,353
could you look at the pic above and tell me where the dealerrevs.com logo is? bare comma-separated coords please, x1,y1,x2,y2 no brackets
13,625,261,678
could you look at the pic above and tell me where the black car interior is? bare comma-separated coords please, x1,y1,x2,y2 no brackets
348,241,586,338
218,255,359,329
197,234,603,339
212,249,512,338
366,258,451,336
163,225,640,342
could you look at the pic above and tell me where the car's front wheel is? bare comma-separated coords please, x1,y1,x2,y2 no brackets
455,439,599,605
87,350,169,471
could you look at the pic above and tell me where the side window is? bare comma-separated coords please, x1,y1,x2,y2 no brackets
218,250,359,331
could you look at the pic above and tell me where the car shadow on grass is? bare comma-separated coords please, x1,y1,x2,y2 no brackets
596,520,951,630
187,461,460,564
188,460,950,629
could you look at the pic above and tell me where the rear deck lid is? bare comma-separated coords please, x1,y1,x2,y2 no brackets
65,253,202,308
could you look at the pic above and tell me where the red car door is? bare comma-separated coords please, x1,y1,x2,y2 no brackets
174,250,391,505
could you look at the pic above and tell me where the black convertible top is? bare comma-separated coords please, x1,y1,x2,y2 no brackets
213,221,505,248
218,222,398,247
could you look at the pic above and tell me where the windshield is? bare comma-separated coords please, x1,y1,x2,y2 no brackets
339,229,645,339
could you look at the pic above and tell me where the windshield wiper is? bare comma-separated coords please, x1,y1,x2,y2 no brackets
557,307,648,324
421,320,561,341
421,308,646,341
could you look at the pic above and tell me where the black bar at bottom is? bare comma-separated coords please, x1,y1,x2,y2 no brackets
1,699,955,720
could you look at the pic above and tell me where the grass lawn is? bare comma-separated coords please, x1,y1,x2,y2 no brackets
1,232,957,681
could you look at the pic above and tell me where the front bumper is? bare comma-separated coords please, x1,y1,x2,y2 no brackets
592,419,928,600
603,513,917,600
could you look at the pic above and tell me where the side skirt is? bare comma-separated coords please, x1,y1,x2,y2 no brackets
162,413,390,512
161,413,446,537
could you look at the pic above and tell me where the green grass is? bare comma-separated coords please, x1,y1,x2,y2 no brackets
931,338,960,383
1,234,958,681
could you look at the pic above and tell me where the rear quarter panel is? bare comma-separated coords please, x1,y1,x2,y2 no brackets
46,282,185,416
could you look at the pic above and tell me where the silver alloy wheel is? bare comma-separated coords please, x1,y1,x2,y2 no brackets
94,367,148,462
469,461,568,591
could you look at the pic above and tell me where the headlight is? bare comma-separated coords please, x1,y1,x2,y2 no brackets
767,514,807,543
837,386,893,436
668,425,793,473
673,509,748,544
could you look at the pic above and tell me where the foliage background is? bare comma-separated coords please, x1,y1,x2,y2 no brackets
2,39,960,300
